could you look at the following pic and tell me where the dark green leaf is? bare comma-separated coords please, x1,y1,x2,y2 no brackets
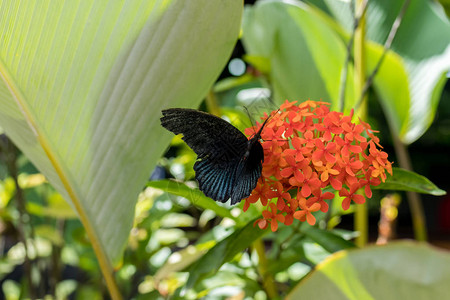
374,167,446,196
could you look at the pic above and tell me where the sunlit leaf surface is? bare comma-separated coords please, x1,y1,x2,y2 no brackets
310,0,450,143
0,0,242,264
242,0,356,112
287,241,450,300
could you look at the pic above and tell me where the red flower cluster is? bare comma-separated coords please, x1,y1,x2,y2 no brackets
244,100,392,231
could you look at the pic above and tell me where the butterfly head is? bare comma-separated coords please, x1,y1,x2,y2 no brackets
249,108,280,142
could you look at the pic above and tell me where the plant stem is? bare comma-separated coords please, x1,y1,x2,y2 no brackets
391,132,427,241
205,89,222,117
338,0,368,112
376,193,401,245
355,0,411,110
355,192,368,247
253,239,278,299
0,137,37,299
353,0,369,247
50,219,65,296
352,0,412,246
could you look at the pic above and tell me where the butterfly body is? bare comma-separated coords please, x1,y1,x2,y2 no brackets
160,108,265,205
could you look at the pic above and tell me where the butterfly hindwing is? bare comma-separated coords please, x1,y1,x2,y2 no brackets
194,157,239,203
230,139,264,204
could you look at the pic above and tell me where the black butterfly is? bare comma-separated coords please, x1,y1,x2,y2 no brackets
160,108,268,205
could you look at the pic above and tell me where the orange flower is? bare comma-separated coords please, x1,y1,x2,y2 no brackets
267,181,292,211
293,195,321,225
244,100,392,231
339,183,366,210
243,179,271,211
312,139,338,164
315,162,340,182
260,203,285,231
307,189,335,212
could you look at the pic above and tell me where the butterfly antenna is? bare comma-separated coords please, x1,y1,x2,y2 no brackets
242,105,259,137
254,108,280,140
242,105,264,138
243,106,256,127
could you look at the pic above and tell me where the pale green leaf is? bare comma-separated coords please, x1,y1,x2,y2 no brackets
27,192,78,219
242,0,356,112
312,0,450,143
34,224,64,246
0,0,242,266
154,244,210,284
287,241,450,300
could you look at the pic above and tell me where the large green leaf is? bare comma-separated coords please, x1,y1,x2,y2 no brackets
0,0,242,266
310,0,450,144
242,0,356,112
287,241,450,300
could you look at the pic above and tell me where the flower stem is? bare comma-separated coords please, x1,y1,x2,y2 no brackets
253,239,278,299
391,132,427,241
206,89,222,117
355,191,368,247
353,0,368,247
1,137,37,299
355,0,411,110
376,193,401,244
338,0,367,112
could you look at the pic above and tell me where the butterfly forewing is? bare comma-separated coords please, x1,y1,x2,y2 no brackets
161,109,248,162
161,108,265,205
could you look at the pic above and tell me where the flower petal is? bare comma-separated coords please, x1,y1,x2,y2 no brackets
306,213,316,226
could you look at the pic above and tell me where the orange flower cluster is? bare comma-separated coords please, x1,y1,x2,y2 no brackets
244,100,392,232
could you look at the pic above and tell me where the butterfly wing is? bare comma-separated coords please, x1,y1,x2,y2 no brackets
161,108,248,162
230,139,264,204
193,157,240,203
161,108,257,203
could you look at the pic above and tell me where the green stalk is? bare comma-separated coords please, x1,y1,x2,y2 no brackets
205,89,222,117
1,139,37,299
354,0,368,247
352,0,413,245
391,132,427,241
253,239,278,299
